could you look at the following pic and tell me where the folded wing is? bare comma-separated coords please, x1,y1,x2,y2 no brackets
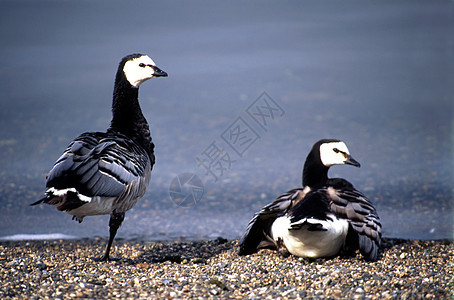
326,184,382,261
46,132,152,198
238,188,307,255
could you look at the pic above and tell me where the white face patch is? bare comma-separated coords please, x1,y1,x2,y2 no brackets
123,55,158,88
319,141,350,167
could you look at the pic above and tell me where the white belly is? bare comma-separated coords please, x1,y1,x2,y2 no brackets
67,196,116,217
271,215,349,258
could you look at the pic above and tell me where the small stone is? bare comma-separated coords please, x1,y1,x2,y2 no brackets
210,289,219,295
322,277,331,286
355,287,364,293
134,278,140,286
332,289,342,298
190,258,206,264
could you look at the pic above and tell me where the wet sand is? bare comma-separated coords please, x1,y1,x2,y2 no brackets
1,238,452,299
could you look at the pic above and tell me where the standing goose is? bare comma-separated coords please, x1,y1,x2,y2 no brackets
32,54,167,261
238,139,382,261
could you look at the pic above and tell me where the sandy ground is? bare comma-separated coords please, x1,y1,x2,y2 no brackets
0,238,452,299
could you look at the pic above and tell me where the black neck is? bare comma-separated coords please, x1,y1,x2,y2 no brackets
302,150,329,188
108,72,153,154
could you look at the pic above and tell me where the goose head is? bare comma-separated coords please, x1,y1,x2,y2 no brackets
318,139,361,168
122,54,168,88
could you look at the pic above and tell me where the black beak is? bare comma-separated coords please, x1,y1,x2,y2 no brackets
345,155,361,168
152,66,168,77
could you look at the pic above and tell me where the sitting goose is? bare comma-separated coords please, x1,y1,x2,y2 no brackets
238,139,382,261
32,53,167,261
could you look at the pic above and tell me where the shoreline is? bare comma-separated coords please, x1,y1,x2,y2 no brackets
1,238,452,299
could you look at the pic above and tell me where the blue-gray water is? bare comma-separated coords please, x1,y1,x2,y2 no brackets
0,0,452,241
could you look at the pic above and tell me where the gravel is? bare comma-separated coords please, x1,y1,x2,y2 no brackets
0,238,452,299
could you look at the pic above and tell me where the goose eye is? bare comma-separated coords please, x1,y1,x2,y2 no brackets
333,148,340,153
139,63,146,68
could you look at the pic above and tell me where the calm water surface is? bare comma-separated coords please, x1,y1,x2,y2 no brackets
0,0,452,241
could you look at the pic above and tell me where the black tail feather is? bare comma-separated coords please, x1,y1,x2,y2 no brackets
30,196,48,206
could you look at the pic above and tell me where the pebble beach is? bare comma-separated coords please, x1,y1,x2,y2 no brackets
1,238,452,299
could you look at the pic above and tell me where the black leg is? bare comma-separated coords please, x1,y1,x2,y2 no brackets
276,238,290,258
100,212,125,261
340,225,359,257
